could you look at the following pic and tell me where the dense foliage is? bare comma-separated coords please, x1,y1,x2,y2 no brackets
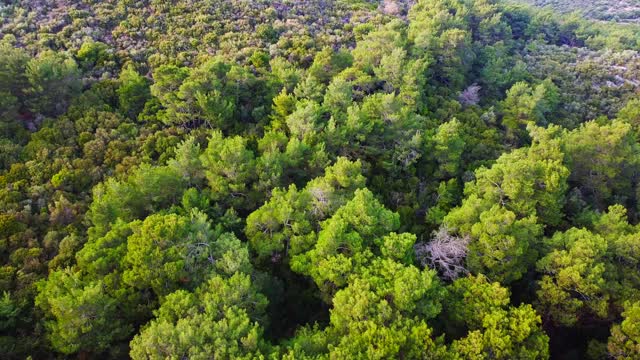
2,0,640,358
522,0,640,23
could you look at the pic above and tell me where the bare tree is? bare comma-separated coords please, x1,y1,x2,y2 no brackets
458,83,481,107
415,226,470,281
381,0,401,16
309,186,331,218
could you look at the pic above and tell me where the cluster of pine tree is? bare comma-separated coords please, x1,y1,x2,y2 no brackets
1,0,640,358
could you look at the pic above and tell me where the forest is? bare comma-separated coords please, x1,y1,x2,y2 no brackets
1,0,640,359
521,0,640,23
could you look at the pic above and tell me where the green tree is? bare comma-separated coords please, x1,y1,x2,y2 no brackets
286,100,322,141
35,270,131,355
0,291,19,333
432,118,467,178
130,273,270,360
608,301,640,360
123,212,218,297
617,98,640,136
446,274,510,331
467,206,542,284
592,205,640,308
246,157,366,263
374,47,407,92
352,20,406,75
168,136,205,185
447,275,549,359
284,258,447,359
444,126,568,282
87,164,186,238
536,228,609,326
563,120,640,210
450,304,549,359
323,77,353,122
409,0,475,96
270,88,297,128
117,65,151,120
149,64,189,123
200,131,256,208
76,40,111,69
150,58,264,129
245,184,312,262
291,188,400,295
501,80,559,143
307,47,353,85
446,125,568,229
76,220,134,281
0,41,28,120
25,51,81,116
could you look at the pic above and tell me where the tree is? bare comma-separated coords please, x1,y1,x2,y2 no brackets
443,126,568,282
352,20,406,75
415,225,470,281
286,100,322,141
254,131,298,192
608,301,640,360
200,131,256,208
0,41,28,120
328,92,403,161
450,304,549,359
536,228,609,326
374,47,407,92
76,220,134,281
168,136,205,185
562,120,640,210
246,157,366,263
477,44,528,99
76,40,111,70
271,89,297,128
459,83,481,106
467,206,542,284
501,80,559,143
35,270,131,355
409,0,475,96
446,125,569,229
380,232,417,265
426,179,463,228
293,74,325,104
446,274,510,330
447,275,550,359
87,164,186,238
432,118,467,179
592,205,640,309
617,98,640,136
117,65,151,120
245,184,312,262
123,212,218,297
291,188,400,296
129,273,270,360
323,77,353,122
149,64,190,123
284,258,447,359
150,58,265,129
25,51,81,116
187,60,238,128
0,291,19,333
307,47,353,85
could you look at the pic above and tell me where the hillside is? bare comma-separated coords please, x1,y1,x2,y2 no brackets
521,0,640,23
1,0,640,359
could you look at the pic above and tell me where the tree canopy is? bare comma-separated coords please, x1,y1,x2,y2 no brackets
2,0,640,358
